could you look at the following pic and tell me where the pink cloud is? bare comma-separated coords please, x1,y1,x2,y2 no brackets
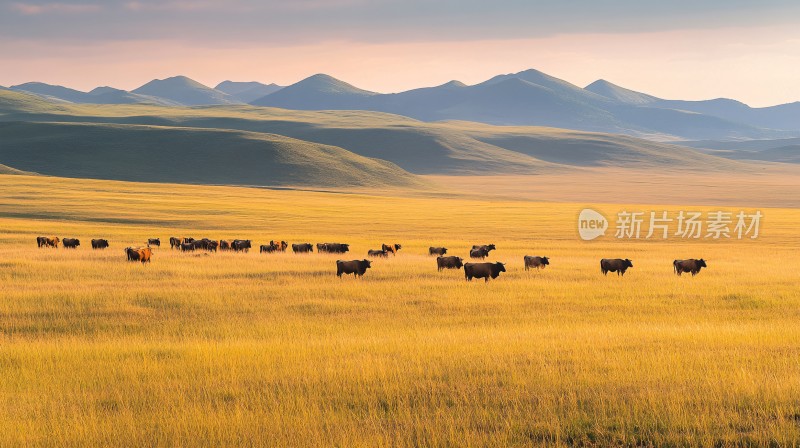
10,2,102,15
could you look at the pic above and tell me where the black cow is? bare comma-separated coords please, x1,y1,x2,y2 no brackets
436,256,463,271
336,259,372,278
169,237,182,249
293,243,313,253
232,240,251,252
674,259,707,276
600,258,633,276
91,239,109,250
179,242,195,252
260,244,276,253
368,249,388,258
324,243,349,254
469,244,496,259
429,247,448,256
148,238,160,247
62,238,80,249
524,255,550,271
464,262,506,282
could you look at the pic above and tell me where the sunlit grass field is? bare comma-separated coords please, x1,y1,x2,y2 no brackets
1,174,799,446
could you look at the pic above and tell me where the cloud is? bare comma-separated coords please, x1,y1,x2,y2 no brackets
9,2,101,15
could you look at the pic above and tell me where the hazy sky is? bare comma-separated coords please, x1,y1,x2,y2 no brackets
1,0,798,106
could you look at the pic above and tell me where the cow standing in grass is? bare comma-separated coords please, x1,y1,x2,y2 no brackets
336,259,371,278
91,239,109,250
674,259,707,276
429,247,448,256
368,249,388,258
470,244,496,259
62,238,80,249
524,256,550,271
464,262,506,282
382,243,401,256
293,243,313,253
437,256,463,271
600,259,633,276
37,236,60,248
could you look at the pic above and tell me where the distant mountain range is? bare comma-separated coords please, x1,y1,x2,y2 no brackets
4,70,800,141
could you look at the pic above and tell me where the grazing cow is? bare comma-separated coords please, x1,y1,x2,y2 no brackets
179,242,195,252
231,240,251,252
269,240,288,252
325,243,349,254
219,240,232,251
38,236,60,248
260,244,276,253
125,247,152,264
91,239,109,250
62,238,80,249
600,258,633,276
429,247,448,256
368,249,388,258
524,256,550,271
436,256,464,271
382,243,402,255
293,243,313,253
336,259,372,278
470,244,496,259
148,238,160,247
674,259,707,276
169,237,181,249
464,262,506,282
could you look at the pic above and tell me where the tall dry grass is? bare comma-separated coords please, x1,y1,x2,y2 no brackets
1,175,799,446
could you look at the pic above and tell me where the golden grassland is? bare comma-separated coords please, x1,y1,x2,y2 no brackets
1,174,800,446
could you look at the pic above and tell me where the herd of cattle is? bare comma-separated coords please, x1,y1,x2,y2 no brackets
33,236,708,281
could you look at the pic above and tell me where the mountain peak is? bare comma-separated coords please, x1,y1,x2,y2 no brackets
585,79,660,105
132,76,241,106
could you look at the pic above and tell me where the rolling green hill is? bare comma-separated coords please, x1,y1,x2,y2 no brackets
0,89,758,184
0,121,423,188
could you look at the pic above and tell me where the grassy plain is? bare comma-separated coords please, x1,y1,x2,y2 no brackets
1,174,799,446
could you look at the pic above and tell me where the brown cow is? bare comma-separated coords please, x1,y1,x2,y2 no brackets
336,259,372,278
62,238,80,249
37,236,60,248
368,249,388,258
437,256,463,271
270,240,288,252
125,247,152,264
674,259,707,276
600,258,633,276
464,262,506,282
524,256,550,271
91,239,109,250
429,247,448,256
382,243,402,255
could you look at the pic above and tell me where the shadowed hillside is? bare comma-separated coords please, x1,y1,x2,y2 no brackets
0,121,423,188
0,90,757,176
